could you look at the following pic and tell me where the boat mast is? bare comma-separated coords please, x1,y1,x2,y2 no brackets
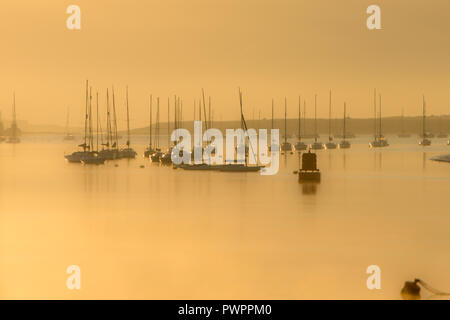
343,102,347,140
149,95,153,149
90,88,94,150
271,99,274,131
379,94,382,140
314,94,318,142
112,87,118,149
373,88,377,140
298,96,301,141
303,101,306,138
167,97,170,149
202,88,208,131
106,89,111,148
328,90,332,141
96,91,99,152
156,97,160,149
84,80,88,151
422,95,426,138
126,86,130,147
284,97,287,145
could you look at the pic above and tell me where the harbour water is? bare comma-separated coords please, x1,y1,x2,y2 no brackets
1,134,449,299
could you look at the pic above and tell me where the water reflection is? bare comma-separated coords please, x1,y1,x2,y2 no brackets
301,182,318,195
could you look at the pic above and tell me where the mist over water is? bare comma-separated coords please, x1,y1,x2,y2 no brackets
1,134,449,299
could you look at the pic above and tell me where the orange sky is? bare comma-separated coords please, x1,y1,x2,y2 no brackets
0,0,449,130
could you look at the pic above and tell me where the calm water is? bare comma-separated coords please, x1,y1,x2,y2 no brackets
1,134,449,299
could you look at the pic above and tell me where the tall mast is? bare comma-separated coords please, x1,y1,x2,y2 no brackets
149,95,153,148
314,94,318,142
298,96,301,141
284,97,287,144
84,80,88,151
379,94,382,139
126,86,130,147
202,89,208,131
373,88,377,140
303,101,306,137
239,88,243,129
96,91,99,152
106,89,111,148
422,95,426,138
156,97,160,148
271,99,274,130
328,90,332,140
89,87,93,151
167,97,170,148
112,87,118,149
343,102,347,140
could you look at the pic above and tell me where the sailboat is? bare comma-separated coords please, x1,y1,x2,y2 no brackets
151,97,163,162
325,90,337,149
6,93,21,144
339,102,351,149
398,108,411,138
419,95,431,146
63,107,75,140
0,111,5,142
280,97,293,151
370,90,389,148
119,86,137,158
65,81,91,162
161,97,173,165
82,91,106,165
270,99,280,152
218,89,264,172
144,95,157,158
310,94,324,150
98,89,118,160
294,96,307,151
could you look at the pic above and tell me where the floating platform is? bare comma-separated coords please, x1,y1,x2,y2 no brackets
298,170,321,182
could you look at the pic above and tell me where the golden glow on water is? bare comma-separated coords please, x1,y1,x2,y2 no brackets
1,136,449,299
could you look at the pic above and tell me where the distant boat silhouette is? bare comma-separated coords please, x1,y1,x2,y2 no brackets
150,97,162,163
269,99,280,152
294,96,307,151
65,80,105,164
339,102,351,149
161,97,173,165
119,86,137,159
325,90,337,150
419,95,431,146
6,92,21,144
280,97,293,152
63,107,75,141
144,95,158,158
370,90,389,148
310,94,324,150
